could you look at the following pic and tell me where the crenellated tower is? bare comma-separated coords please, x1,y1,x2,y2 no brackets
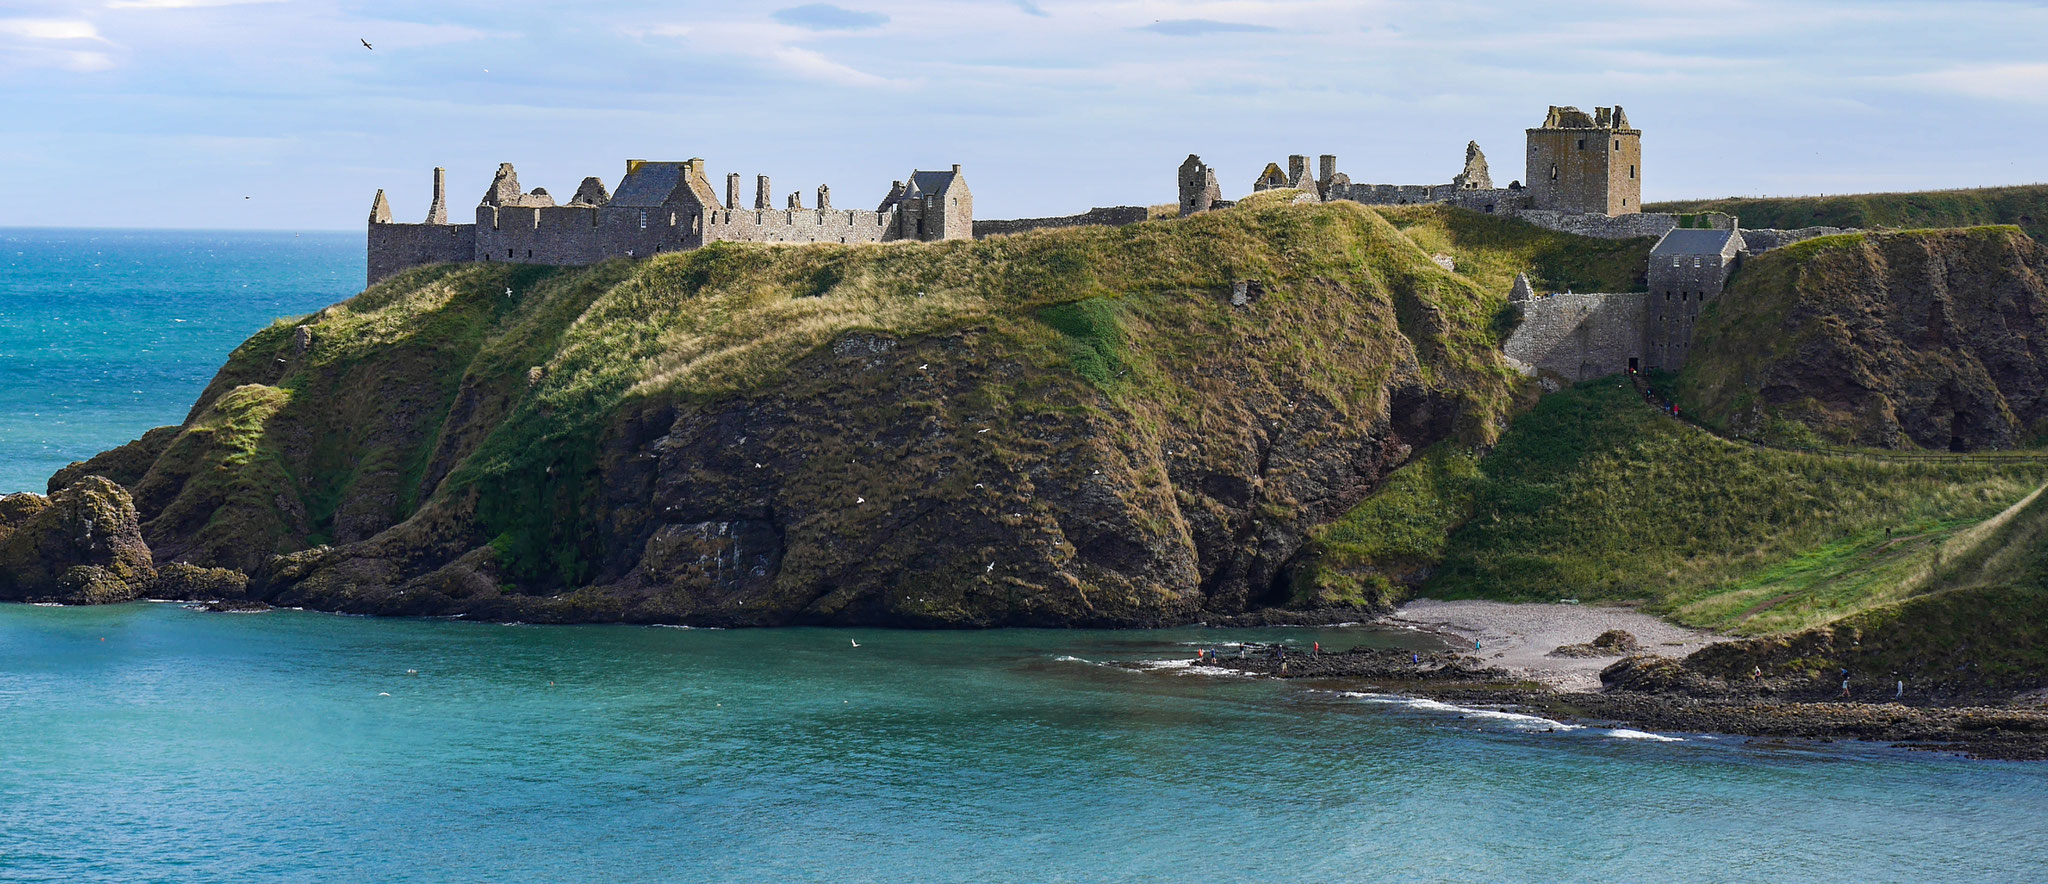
1526,105,1640,215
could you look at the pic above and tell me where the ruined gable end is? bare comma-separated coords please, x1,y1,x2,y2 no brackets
569,177,610,207
1453,142,1493,190
369,189,392,224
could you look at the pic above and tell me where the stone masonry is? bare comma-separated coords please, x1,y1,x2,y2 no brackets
367,159,972,285
1187,104,1712,240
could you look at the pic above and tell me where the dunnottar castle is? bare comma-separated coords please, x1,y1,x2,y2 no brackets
367,104,1847,376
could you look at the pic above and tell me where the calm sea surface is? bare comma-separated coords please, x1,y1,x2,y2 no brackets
0,228,359,493
2,231,2047,882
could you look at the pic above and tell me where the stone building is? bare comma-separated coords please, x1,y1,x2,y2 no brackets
1526,105,1641,215
367,159,972,285
1188,104,1677,240
1177,155,1222,216
1645,228,1745,369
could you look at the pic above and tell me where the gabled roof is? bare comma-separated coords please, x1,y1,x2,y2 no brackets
1651,228,1745,257
904,169,960,199
609,161,686,207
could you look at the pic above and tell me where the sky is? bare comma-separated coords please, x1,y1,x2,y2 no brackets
2,0,2046,229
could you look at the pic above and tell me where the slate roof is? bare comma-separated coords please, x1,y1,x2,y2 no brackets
1651,228,1745,257
608,162,686,207
904,169,961,200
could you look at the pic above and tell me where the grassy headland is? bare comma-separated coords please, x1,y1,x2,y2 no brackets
1647,183,2048,242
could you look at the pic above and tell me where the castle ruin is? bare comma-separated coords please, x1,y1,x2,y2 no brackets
367,159,972,285
1176,103,1850,379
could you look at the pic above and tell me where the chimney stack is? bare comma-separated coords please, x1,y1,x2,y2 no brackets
426,167,448,224
755,175,771,210
726,173,741,211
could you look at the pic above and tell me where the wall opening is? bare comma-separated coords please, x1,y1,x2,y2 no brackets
1628,357,1639,372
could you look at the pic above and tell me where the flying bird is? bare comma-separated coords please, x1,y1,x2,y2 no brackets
850,639,861,648
361,38,373,50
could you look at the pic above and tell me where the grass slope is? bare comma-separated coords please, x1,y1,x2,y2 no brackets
1647,183,2048,243
106,200,1652,598
1304,382,2047,634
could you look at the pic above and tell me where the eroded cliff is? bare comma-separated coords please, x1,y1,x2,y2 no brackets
36,201,1651,625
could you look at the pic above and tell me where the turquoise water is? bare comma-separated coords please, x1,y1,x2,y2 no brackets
0,228,359,493
2,603,2046,882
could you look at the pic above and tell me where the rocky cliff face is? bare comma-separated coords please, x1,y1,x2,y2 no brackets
1682,227,2048,450
30,202,1544,625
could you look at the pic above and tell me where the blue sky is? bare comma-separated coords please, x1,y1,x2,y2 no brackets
3,0,2045,229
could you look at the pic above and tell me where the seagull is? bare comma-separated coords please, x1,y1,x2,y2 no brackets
856,496,865,504
985,562,995,573
504,287,513,297
361,38,373,50
850,639,861,648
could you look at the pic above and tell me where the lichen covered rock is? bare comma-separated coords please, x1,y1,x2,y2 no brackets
0,476,155,604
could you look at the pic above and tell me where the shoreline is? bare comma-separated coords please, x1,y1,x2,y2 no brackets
1188,599,2048,760
1384,598,1730,692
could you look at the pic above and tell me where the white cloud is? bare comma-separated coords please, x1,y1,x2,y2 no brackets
1896,63,2048,103
769,45,893,86
0,18,106,41
106,0,285,8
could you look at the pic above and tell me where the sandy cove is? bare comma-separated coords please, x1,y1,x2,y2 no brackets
1385,598,1728,692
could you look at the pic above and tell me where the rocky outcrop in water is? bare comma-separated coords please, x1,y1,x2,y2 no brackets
0,477,156,604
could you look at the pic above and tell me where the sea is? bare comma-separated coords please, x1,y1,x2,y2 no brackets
3,229,2047,882
0,228,360,494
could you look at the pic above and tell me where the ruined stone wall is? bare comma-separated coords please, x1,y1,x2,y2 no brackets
474,205,606,265
972,206,1149,238
1739,226,1852,253
1646,254,1736,369
1324,183,1526,216
1517,210,1680,240
367,223,476,285
703,207,898,245
1504,292,1648,381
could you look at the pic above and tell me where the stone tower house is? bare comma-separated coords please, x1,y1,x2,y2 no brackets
1526,105,1641,216
1177,155,1221,216
1645,228,1745,369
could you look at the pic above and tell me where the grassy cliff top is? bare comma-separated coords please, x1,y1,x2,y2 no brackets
105,200,1657,591
1302,381,2048,635
1647,184,2048,242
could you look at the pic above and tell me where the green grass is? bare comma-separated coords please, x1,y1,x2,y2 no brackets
124,200,1670,591
1375,205,1651,296
1304,381,2048,633
1291,443,1484,607
1647,183,2048,243
1678,225,2040,447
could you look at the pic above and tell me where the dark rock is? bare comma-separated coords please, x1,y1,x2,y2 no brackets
0,476,155,604
149,562,249,600
1551,628,1644,657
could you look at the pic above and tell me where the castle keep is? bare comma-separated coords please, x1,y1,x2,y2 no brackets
367,159,971,284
